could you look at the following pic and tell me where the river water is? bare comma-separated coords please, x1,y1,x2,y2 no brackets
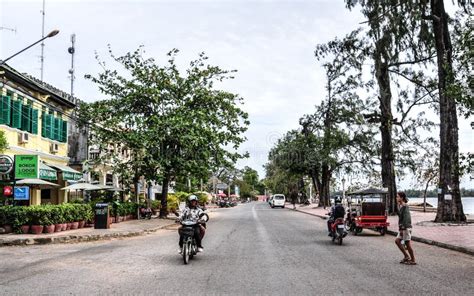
408,197,474,215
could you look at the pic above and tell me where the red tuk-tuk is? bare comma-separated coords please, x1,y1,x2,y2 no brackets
346,188,390,236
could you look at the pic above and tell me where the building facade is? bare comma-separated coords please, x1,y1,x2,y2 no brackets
0,64,82,205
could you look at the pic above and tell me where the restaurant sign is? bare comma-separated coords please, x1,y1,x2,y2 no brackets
0,155,13,175
14,155,39,179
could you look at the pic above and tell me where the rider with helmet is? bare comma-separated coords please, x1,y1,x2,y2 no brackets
178,195,206,253
327,196,345,235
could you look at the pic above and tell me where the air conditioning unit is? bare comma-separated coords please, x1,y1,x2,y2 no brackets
50,143,59,153
18,132,29,144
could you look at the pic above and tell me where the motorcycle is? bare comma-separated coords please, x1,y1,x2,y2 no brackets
179,213,209,265
329,217,347,245
139,206,152,219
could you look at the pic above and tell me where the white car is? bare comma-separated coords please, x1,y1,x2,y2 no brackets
270,194,285,208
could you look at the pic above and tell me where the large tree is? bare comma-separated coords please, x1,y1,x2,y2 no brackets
82,47,249,217
418,1,470,222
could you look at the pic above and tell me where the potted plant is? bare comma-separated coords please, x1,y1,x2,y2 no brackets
30,206,45,235
50,206,62,232
42,206,55,234
11,206,30,234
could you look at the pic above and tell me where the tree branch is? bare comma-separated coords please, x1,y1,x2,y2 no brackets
388,54,436,68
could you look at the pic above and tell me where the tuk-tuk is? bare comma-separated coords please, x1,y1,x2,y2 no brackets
346,187,390,236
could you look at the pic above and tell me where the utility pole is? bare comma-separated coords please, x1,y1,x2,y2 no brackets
40,0,46,80
68,34,76,97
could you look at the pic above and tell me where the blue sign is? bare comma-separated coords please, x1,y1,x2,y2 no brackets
14,186,30,201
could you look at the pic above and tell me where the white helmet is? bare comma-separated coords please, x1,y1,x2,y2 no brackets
188,195,198,202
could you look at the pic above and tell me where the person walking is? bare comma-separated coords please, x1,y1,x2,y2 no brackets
395,192,416,265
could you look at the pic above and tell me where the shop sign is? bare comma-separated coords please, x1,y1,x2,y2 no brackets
14,186,30,200
63,171,83,181
3,186,13,196
14,155,38,179
39,168,57,180
0,155,13,175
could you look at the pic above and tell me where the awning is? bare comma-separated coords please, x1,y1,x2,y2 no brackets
46,163,83,181
39,162,57,181
16,178,60,188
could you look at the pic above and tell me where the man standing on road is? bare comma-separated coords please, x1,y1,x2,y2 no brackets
395,192,416,265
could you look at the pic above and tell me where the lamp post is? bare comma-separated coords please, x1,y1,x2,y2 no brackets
0,29,59,66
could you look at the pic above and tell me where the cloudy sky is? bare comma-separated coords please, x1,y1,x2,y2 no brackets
1,0,472,189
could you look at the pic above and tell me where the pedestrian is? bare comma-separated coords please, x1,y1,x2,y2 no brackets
290,188,297,210
395,191,416,265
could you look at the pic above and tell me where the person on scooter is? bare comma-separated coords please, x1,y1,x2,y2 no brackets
178,195,205,253
327,196,345,236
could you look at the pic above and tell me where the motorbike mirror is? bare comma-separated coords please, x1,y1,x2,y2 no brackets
199,213,209,222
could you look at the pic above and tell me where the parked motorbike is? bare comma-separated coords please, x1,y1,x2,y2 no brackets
179,213,209,265
139,207,152,219
329,217,347,245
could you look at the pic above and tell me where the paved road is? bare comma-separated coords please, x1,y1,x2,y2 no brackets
0,202,473,295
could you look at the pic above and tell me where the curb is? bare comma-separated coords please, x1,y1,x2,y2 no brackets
0,220,176,247
290,207,474,257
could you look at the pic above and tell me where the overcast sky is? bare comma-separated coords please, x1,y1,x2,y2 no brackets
1,0,472,189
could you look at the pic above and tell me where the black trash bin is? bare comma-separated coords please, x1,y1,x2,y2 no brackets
94,203,110,229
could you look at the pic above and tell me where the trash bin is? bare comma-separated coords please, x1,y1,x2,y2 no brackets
94,203,110,229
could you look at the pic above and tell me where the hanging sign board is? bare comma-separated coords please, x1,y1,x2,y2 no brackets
0,155,13,175
14,186,30,200
14,155,39,179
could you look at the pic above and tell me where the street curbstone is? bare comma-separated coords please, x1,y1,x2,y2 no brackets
0,220,176,247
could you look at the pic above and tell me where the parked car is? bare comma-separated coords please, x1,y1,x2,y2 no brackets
270,194,285,208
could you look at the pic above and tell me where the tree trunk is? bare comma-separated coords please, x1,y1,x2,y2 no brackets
133,174,140,219
159,174,170,218
374,38,398,215
321,164,331,208
430,0,465,222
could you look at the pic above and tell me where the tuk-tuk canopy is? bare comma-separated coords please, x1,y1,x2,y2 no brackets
348,187,388,196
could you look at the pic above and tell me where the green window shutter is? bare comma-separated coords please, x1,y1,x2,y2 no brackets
57,118,62,141
61,120,68,142
41,112,47,137
48,114,55,139
21,104,32,132
31,109,39,134
0,96,11,125
53,117,60,141
11,100,22,129
44,114,52,139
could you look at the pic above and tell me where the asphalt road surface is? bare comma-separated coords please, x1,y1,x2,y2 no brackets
1,202,473,295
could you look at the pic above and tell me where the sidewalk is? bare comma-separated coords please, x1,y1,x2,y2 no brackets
287,203,474,256
0,217,176,247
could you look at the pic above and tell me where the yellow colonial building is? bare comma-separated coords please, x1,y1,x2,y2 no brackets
0,63,82,205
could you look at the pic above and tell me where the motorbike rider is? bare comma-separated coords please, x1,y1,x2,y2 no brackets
178,195,205,253
327,196,345,236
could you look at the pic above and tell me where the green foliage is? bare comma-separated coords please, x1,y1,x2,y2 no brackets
81,47,250,216
0,130,8,153
0,204,94,232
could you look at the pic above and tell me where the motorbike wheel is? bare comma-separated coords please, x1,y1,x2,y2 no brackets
380,227,386,236
338,237,343,245
355,227,363,234
183,242,189,265
189,241,195,259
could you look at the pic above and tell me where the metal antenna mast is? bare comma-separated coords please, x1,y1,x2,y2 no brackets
68,34,76,97
40,0,46,80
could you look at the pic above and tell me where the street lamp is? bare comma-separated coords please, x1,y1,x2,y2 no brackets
0,29,59,65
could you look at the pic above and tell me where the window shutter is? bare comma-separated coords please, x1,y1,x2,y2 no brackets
48,114,55,139
11,100,22,129
61,120,68,142
41,112,47,137
57,118,63,141
21,104,32,132
31,109,39,134
53,117,60,141
0,96,11,125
